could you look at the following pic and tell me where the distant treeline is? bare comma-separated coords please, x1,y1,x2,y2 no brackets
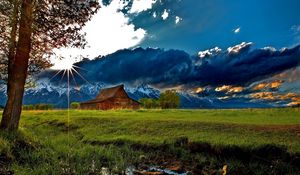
139,90,180,109
22,104,54,110
22,103,81,110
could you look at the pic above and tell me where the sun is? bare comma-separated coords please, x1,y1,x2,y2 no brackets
51,57,75,70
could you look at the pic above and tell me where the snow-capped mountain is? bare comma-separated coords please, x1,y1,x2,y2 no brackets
0,79,273,109
126,84,160,100
0,80,162,108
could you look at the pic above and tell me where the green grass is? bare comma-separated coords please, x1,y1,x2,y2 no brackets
0,108,300,174
19,109,300,152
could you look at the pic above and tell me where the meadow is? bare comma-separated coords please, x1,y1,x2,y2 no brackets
0,108,300,174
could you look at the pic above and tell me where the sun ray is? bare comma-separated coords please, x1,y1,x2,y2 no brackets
59,69,67,84
49,69,64,81
73,65,89,72
66,68,70,167
69,69,86,102
71,67,92,85
69,69,78,86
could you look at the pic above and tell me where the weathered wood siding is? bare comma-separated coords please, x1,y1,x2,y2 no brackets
80,88,140,110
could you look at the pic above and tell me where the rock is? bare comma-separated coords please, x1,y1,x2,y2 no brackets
139,164,150,170
166,165,184,173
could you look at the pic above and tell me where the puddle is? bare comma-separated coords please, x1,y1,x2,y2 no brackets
99,165,189,175
126,166,188,175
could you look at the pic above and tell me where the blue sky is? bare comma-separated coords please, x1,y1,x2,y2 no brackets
132,0,300,53
47,0,300,107
53,0,300,69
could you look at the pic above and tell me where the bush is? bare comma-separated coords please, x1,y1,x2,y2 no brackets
139,98,160,109
159,90,180,109
140,90,180,109
23,105,34,110
71,102,80,109
35,104,54,110
23,104,53,110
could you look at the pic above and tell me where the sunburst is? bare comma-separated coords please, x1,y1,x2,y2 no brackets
50,63,90,169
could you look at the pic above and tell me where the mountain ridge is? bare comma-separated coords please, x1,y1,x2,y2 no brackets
0,79,273,108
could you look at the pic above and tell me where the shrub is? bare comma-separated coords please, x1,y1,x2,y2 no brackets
23,104,54,110
159,90,180,109
139,98,160,109
140,90,180,109
71,102,80,109
23,105,34,110
35,104,52,110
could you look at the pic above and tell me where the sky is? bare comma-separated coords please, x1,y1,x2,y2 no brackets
47,0,300,107
52,0,300,69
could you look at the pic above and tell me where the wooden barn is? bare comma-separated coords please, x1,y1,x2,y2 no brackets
80,84,140,110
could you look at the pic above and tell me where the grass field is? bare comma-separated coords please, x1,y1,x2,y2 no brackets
1,108,300,174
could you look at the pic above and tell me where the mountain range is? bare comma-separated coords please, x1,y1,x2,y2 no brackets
0,79,272,109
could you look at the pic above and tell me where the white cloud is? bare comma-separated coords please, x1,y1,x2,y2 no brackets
198,47,222,58
130,0,157,14
227,42,252,54
233,27,241,34
153,12,157,18
263,46,276,52
52,0,147,69
175,16,182,24
83,0,147,56
161,9,169,20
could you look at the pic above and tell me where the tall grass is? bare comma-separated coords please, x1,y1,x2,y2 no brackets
0,108,299,174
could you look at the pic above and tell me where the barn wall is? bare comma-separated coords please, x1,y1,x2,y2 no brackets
111,97,140,109
80,103,98,110
80,87,140,110
80,99,140,110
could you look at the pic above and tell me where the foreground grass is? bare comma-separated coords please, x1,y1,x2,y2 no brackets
0,108,300,174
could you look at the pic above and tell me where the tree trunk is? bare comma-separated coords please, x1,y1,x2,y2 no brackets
0,0,33,131
7,0,19,87
0,0,19,129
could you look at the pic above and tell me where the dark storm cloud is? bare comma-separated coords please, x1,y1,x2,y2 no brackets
192,44,300,86
40,43,300,88
75,48,192,87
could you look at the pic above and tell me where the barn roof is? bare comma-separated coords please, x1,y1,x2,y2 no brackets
80,84,139,104
95,84,124,101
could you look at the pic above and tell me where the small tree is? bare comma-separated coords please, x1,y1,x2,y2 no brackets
34,104,53,110
71,102,80,109
140,98,160,109
159,90,180,109
22,104,34,110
